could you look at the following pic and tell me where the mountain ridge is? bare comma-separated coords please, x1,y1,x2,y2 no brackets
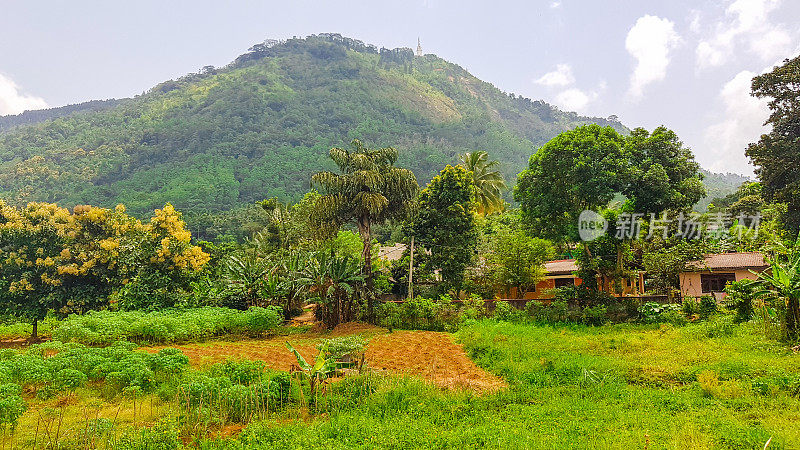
0,34,743,239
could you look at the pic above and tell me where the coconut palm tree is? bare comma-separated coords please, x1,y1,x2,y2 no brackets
311,139,418,320
459,151,507,216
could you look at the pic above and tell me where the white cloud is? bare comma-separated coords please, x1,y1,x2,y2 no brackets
550,1,561,8
0,73,47,116
695,0,792,69
702,70,769,174
554,87,601,113
534,64,575,87
625,15,681,100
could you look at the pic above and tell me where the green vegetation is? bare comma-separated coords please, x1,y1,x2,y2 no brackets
458,151,507,215
52,307,282,345
746,54,800,234
411,165,478,294
0,34,742,241
312,139,418,319
0,201,209,338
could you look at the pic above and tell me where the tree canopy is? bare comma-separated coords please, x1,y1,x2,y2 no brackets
459,151,507,216
411,165,478,295
312,139,418,317
746,54,800,234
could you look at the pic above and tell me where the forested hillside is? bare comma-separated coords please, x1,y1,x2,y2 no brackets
0,34,737,239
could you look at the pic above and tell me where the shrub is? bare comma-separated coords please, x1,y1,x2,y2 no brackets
0,384,25,427
525,300,569,323
698,296,718,319
493,301,515,321
638,302,685,324
581,305,607,326
459,294,487,321
376,296,460,332
724,280,757,323
681,298,697,317
53,306,282,345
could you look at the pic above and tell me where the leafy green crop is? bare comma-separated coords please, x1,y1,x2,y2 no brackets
52,307,282,345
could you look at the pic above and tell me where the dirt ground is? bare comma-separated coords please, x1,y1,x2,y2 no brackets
143,323,505,392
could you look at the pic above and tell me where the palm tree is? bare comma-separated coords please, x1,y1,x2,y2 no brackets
312,139,418,320
459,151,507,216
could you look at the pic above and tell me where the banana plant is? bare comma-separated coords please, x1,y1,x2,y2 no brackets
285,341,339,402
753,239,800,341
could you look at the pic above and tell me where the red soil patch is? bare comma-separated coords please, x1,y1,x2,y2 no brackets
143,324,505,392
365,330,506,391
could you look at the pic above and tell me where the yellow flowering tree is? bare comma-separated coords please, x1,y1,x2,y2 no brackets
111,203,210,309
0,201,209,338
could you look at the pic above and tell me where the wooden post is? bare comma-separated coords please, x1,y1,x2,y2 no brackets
408,236,415,300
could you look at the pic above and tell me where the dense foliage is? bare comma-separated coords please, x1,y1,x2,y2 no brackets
746,54,800,234
411,165,478,294
0,201,209,335
52,306,282,345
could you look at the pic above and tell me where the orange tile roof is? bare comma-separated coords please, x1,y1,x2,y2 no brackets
686,252,768,271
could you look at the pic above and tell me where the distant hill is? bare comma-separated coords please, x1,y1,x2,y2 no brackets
697,170,752,211
0,99,121,132
0,34,740,239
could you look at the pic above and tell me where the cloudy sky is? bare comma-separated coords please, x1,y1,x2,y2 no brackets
1,0,798,175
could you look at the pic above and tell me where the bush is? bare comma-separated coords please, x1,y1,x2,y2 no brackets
581,305,607,326
698,296,718,319
638,302,685,324
0,384,25,427
460,295,488,321
53,306,282,345
724,280,757,323
525,300,569,323
376,296,460,332
493,301,515,321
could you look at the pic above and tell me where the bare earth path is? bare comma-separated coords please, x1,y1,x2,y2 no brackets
143,323,505,392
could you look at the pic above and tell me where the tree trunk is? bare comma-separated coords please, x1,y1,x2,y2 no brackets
357,215,375,322
30,318,38,342
787,296,800,341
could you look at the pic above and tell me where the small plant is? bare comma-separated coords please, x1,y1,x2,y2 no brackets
493,301,515,321
53,306,282,345
638,302,684,324
286,342,339,401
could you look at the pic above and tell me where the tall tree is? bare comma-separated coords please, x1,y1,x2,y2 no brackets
624,126,706,214
412,165,478,295
514,124,629,242
746,54,800,234
311,139,418,319
487,229,553,299
459,151,507,216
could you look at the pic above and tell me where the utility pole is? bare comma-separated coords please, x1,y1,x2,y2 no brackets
408,236,415,300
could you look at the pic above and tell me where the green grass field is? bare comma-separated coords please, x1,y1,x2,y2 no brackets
4,318,799,449
192,319,799,449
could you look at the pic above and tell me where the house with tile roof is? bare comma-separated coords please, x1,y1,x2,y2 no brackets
679,252,769,298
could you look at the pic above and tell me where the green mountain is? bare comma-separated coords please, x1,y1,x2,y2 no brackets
0,34,739,239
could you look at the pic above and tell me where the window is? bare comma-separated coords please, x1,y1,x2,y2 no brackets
700,273,736,293
554,277,575,288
